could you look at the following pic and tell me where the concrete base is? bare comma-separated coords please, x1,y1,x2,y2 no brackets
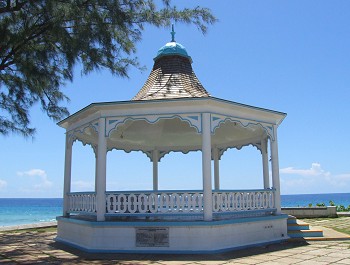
56,215,288,254
282,206,337,218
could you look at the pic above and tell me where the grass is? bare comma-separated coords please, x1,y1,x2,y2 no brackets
302,217,350,236
0,226,57,234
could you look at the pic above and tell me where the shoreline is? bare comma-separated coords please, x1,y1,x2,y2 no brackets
0,221,57,232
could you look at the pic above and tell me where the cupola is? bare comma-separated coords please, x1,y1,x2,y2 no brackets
132,26,210,100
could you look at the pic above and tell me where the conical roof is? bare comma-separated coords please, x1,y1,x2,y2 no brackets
132,29,210,101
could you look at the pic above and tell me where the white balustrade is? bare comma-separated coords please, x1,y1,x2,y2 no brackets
67,189,275,215
106,191,204,214
212,190,274,213
68,193,96,213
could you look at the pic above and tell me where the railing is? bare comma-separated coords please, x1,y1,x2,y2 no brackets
67,189,275,216
68,192,96,213
106,190,204,214
212,190,274,212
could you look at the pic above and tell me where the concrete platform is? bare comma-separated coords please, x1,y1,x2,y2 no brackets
56,215,288,253
1,217,350,264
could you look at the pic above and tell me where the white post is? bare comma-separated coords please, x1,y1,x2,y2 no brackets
270,126,281,214
96,117,107,221
261,137,270,189
63,133,72,217
153,150,159,191
202,113,213,221
213,147,220,190
94,150,98,192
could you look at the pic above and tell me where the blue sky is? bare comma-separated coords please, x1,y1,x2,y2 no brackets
1,1,350,197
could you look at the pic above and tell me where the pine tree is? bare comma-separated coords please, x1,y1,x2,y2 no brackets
0,0,216,136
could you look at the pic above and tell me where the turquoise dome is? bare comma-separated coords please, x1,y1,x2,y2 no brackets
154,41,192,62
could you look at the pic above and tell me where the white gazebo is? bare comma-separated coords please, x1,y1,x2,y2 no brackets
56,31,288,253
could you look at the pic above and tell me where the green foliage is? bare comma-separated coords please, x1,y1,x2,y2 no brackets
336,205,350,212
0,0,216,136
311,200,350,212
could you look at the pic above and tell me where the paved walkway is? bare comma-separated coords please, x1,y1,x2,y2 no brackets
304,217,350,236
1,217,350,264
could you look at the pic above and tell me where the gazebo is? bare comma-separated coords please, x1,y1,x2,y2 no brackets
56,30,288,253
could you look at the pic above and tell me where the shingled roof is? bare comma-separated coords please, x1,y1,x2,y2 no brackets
132,38,210,101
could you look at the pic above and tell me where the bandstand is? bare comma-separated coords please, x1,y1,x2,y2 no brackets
56,30,288,253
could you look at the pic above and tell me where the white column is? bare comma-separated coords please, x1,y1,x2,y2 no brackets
96,117,107,221
63,133,72,217
213,147,220,190
261,138,270,189
270,126,281,214
94,150,98,192
152,150,159,191
202,113,213,221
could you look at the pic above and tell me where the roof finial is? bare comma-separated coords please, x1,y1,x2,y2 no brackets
171,24,176,42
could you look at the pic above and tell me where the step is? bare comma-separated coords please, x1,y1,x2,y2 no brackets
287,216,298,224
287,223,310,231
288,229,324,238
287,216,309,225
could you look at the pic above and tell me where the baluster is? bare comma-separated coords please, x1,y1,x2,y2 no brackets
227,192,233,211
269,191,274,208
159,193,169,213
212,192,219,212
249,192,255,210
231,192,237,211
92,194,96,212
137,193,148,213
182,193,190,212
106,194,116,213
121,194,128,213
88,194,92,212
262,192,268,209
127,193,137,213
192,193,202,212
220,192,228,212
243,192,247,210
238,193,241,210
73,195,76,211
77,195,81,211
148,193,158,213
171,193,181,212
82,195,87,212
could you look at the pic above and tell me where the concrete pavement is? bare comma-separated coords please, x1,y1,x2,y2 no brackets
1,217,350,264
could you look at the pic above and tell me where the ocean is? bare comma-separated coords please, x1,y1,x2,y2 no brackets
0,193,349,227
0,198,62,227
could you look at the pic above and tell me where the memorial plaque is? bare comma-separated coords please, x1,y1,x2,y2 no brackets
136,227,169,247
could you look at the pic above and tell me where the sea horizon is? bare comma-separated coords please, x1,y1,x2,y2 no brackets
1,192,349,227
1,191,349,198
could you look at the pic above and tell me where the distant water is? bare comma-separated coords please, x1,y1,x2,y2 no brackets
0,198,62,227
0,193,349,227
281,193,350,208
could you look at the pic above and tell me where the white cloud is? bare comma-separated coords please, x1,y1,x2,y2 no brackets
17,169,53,190
280,163,330,177
17,169,46,177
0,179,7,189
280,163,350,194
